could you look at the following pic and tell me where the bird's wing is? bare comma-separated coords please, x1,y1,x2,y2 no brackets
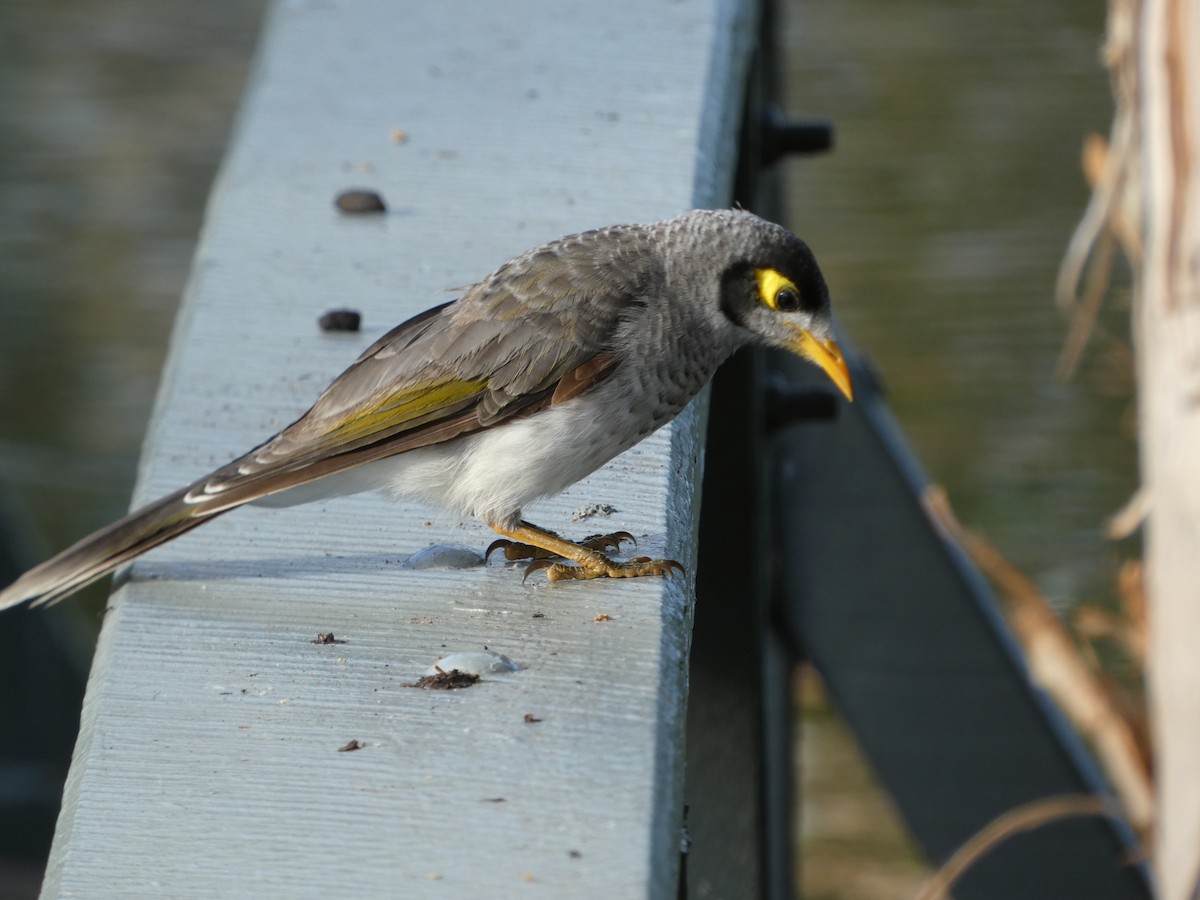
188,228,659,509
0,224,664,610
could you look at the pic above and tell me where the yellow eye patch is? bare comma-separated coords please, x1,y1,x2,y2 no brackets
755,268,801,312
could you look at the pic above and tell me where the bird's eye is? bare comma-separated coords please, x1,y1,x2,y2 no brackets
774,288,801,312
755,268,804,314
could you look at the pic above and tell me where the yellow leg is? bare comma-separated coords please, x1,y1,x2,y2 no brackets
487,520,683,582
485,530,636,561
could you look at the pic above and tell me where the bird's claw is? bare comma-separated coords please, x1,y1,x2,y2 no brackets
487,531,637,563
580,531,637,553
486,538,549,562
533,556,685,582
521,558,558,582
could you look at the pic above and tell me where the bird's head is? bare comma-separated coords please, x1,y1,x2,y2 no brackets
673,209,853,401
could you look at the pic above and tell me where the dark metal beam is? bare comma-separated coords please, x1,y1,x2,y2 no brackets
769,352,1152,899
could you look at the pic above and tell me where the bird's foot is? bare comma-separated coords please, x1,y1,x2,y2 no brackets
486,520,682,582
485,531,636,562
525,555,685,582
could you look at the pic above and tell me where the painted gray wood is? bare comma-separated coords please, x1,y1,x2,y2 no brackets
41,0,758,896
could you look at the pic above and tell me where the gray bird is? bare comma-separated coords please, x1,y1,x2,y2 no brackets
0,208,851,610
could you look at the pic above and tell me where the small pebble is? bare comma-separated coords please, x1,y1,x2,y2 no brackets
335,189,386,213
426,650,520,676
402,544,485,570
318,309,362,332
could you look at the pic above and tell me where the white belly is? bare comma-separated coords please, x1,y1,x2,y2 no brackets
253,392,655,529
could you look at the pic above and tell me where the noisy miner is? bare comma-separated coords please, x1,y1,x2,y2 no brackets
0,208,851,611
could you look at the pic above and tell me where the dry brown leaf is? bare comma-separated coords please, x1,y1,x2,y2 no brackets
923,485,1153,835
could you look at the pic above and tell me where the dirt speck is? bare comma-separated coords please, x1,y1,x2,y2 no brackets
405,668,481,690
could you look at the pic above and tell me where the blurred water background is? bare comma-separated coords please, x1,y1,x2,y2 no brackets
0,1,267,594
783,2,1133,895
0,1,1129,897
0,3,267,894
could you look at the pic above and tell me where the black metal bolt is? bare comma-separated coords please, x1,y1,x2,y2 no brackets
760,105,834,165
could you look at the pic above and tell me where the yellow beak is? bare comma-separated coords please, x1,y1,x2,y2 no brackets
792,329,854,401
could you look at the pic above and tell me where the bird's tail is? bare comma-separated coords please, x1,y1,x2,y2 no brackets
0,486,226,612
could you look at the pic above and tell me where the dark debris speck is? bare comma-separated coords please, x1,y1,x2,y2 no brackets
405,668,481,690
318,309,362,332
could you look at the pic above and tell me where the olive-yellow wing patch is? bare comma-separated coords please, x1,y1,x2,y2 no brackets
319,377,489,446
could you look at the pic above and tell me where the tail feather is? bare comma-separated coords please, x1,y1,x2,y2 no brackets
0,395,497,612
0,486,226,611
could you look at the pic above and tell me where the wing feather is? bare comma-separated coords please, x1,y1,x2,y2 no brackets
190,223,664,507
